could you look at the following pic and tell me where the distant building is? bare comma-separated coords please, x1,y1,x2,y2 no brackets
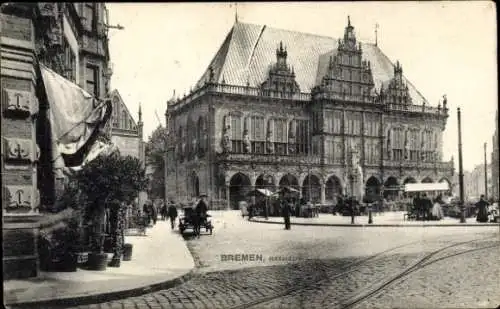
109,89,147,205
165,18,454,209
491,109,499,201
464,164,492,201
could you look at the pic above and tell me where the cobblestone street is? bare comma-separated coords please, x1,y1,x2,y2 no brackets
22,212,500,309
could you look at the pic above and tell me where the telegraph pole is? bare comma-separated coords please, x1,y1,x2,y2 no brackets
457,108,466,223
484,142,488,200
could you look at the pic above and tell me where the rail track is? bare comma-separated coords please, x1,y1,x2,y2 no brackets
229,235,498,309
341,236,499,309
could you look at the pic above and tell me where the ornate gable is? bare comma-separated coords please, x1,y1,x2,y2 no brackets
110,90,138,132
376,61,412,105
313,16,375,99
260,41,300,98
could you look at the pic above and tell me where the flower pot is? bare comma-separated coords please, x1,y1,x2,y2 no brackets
86,252,108,271
122,243,133,261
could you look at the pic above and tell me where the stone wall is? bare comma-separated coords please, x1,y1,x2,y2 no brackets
1,11,41,279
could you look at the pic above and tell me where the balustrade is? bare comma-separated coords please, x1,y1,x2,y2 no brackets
169,83,445,117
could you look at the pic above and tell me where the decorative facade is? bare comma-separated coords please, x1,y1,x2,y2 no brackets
1,3,111,279
165,18,454,209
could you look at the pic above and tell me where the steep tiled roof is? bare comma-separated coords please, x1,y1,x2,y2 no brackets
195,21,428,103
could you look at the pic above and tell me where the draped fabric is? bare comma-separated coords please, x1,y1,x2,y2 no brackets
40,64,113,170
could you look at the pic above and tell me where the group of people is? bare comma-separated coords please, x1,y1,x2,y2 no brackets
412,193,444,221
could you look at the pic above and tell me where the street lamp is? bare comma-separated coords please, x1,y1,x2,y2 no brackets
457,107,466,223
484,142,488,200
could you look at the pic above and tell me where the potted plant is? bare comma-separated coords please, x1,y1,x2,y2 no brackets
74,152,147,269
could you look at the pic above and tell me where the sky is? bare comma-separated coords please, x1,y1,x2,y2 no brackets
106,1,497,172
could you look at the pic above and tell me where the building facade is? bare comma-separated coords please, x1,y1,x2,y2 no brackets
491,109,499,201
109,89,147,206
165,19,454,209
1,3,111,279
464,164,492,201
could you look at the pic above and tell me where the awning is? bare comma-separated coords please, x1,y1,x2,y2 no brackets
40,64,113,169
404,182,450,192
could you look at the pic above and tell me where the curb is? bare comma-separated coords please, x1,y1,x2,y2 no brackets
249,218,500,228
6,269,196,309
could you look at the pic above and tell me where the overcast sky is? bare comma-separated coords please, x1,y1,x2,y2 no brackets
106,1,497,172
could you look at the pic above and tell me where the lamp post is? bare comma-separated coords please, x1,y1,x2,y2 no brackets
484,142,488,200
457,107,466,223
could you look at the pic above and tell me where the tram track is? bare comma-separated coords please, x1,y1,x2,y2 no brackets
230,235,498,309
227,239,429,309
341,236,499,309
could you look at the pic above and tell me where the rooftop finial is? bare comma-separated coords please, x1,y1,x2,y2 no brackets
375,23,379,46
348,15,351,27
234,2,238,23
138,102,142,122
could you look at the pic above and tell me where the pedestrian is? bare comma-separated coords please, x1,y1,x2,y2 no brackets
143,202,151,226
149,201,157,225
349,197,357,224
475,195,489,223
160,201,168,221
195,195,208,237
167,202,178,230
282,198,292,230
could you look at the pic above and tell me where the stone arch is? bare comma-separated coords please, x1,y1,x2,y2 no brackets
421,177,433,183
325,175,342,203
302,174,321,203
365,176,381,202
279,173,299,191
255,174,275,190
403,177,417,184
383,176,399,200
439,177,452,195
229,172,251,210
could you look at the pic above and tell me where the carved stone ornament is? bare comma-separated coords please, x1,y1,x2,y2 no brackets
243,130,251,153
221,124,232,153
2,89,35,117
3,137,34,162
3,185,32,211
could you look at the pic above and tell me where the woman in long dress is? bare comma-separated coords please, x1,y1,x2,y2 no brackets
431,198,444,220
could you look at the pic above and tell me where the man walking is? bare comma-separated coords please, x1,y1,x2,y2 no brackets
282,198,292,230
167,202,178,230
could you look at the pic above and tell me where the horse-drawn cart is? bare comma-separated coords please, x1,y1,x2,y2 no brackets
178,207,213,235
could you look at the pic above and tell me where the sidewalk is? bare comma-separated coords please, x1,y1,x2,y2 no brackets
4,220,195,308
250,211,500,227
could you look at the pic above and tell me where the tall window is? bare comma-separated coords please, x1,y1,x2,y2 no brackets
392,127,404,161
86,64,99,98
63,38,76,82
231,116,243,153
333,140,343,164
346,112,362,135
409,129,420,161
365,115,380,137
365,139,379,164
325,140,334,163
295,120,310,155
250,116,265,154
273,118,287,155
83,3,97,31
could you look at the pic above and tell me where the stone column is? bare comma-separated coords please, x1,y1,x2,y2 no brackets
225,181,231,210
320,182,326,204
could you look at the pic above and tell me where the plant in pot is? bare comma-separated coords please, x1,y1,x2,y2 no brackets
75,152,147,269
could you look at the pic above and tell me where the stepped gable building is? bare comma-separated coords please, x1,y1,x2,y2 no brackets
109,89,145,160
1,3,111,279
165,18,454,209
